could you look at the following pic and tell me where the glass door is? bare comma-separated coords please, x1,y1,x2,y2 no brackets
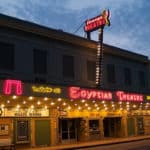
59,119,77,143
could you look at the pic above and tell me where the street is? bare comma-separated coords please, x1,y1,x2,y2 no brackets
76,139,150,150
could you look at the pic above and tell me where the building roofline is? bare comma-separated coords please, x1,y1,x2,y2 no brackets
0,13,149,63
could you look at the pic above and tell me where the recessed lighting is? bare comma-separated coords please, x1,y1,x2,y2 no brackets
37,101,41,105
50,102,55,106
12,95,17,99
7,100,10,104
29,96,33,100
44,97,48,101
58,98,62,102
23,101,26,104
81,99,85,103
63,102,66,106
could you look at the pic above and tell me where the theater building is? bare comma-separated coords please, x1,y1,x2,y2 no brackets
0,14,150,148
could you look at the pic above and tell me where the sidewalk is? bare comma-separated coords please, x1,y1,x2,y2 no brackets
18,135,150,150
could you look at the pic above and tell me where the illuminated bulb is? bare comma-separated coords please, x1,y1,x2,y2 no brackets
96,107,100,110
44,97,48,101
94,104,98,107
50,102,55,106
78,106,81,110
105,107,108,110
126,102,130,105
102,101,105,104
68,106,71,110
120,108,123,110
74,103,77,106
7,100,10,104
112,104,115,107
85,103,88,107
37,101,41,105
17,105,20,108
29,96,33,100
12,95,17,99
87,107,91,110
44,105,48,109
57,106,60,109
23,101,26,104
92,101,96,103
133,105,136,108
31,105,34,109
63,102,66,106
70,99,73,102
1,104,5,108
119,101,122,105
58,98,62,101
126,104,130,108
81,99,85,103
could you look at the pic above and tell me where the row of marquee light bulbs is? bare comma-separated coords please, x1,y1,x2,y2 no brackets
0,95,150,111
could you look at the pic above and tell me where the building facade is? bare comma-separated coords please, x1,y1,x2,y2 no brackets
0,14,150,148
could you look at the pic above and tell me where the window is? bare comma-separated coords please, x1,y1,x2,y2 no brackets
107,64,116,83
63,55,74,79
124,67,132,86
33,49,47,74
87,60,96,81
138,71,146,88
0,41,14,70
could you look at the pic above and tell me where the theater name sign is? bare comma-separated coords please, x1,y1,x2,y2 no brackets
0,79,149,103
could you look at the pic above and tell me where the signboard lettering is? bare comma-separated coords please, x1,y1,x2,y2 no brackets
3,79,23,95
69,86,112,100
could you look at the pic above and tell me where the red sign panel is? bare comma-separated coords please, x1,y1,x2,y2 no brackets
84,10,110,32
69,86,112,100
3,79,23,95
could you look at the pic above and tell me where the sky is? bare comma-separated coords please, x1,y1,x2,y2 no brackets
0,0,150,58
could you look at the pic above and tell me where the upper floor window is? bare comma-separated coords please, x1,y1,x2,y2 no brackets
87,60,96,81
107,64,116,84
124,67,132,86
0,41,14,70
33,49,47,74
63,55,74,79
138,71,146,88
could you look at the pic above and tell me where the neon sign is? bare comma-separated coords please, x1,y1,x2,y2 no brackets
84,10,110,32
69,87,112,100
116,91,143,102
3,79,23,95
32,86,61,94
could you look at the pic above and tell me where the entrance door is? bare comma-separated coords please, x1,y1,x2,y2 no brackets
59,119,77,143
103,117,121,137
35,120,50,146
127,117,135,136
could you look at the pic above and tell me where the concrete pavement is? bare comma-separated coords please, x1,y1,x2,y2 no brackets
18,135,150,150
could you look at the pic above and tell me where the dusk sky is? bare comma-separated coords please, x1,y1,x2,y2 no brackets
0,0,150,58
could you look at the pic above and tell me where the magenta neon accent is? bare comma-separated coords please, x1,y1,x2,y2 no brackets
3,79,23,95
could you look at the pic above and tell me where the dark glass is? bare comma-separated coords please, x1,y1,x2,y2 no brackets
87,60,96,81
63,55,74,79
33,49,47,74
107,64,116,83
124,67,132,86
0,41,14,70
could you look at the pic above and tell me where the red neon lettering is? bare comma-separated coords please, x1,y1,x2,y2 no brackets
3,79,23,95
116,91,143,102
69,87,80,99
69,86,112,100
84,10,110,32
